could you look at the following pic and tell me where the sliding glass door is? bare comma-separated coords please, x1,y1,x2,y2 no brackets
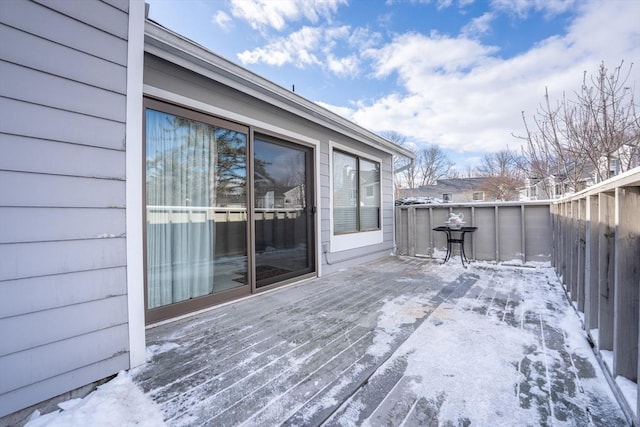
254,136,315,288
145,99,249,323
144,100,316,322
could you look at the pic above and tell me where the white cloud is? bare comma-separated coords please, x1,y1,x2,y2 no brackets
238,25,375,78
238,26,323,67
461,12,495,38
490,0,576,18
229,0,347,31
366,32,499,80
315,101,353,119
326,54,360,77
212,10,233,30
331,0,640,156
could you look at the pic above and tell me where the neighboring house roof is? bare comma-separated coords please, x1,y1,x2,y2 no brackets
144,20,415,162
398,178,489,202
424,177,486,192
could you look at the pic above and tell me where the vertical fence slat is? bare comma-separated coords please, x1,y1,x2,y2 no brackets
569,200,578,303
577,198,586,312
584,195,599,331
613,187,639,381
520,205,526,263
598,192,616,350
471,206,476,260
494,206,500,262
408,206,416,257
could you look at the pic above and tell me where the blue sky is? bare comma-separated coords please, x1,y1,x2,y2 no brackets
145,0,640,172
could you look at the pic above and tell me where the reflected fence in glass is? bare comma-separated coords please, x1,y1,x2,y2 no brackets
146,206,247,309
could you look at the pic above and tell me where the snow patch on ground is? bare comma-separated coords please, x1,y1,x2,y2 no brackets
24,372,165,427
352,265,623,426
145,342,180,362
616,376,638,417
368,295,432,358
392,303,536,426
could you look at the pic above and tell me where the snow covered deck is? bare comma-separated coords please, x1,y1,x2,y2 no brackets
134,256,629,426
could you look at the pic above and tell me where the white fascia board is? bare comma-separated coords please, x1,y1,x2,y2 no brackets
143,21,415,161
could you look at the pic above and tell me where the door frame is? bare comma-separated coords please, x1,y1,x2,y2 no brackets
142,94,320,324
143,97,252,324
251,132,317,293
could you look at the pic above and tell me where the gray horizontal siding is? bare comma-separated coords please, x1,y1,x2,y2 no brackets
0,329,129,415
0,0,131,416
32,0,129,39
0,171,125,208
0,207,125,244
0,267,127,318
0,62,126,122
0,24,127,93
0,295,128,357
0,135,125,179
0,238,127,282
1,98,125,150
102,0,129,12
0,0,128,65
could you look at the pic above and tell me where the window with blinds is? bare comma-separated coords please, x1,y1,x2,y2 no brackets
332,150,380,234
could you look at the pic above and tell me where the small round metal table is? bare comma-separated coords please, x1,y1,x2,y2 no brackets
433,226,478,267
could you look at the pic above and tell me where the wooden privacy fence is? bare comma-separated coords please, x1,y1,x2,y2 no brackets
395,201,552,264
552,167,640,424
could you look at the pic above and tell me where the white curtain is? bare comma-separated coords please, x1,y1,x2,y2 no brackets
146,110,216,309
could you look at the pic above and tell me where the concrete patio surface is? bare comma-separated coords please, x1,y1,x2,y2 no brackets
133,256,629,426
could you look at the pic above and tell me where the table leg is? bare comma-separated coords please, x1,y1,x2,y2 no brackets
444,230,452,263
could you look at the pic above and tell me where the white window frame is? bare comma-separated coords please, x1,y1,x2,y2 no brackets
329,141,383,252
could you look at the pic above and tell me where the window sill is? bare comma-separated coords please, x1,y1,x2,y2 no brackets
330,229,383,252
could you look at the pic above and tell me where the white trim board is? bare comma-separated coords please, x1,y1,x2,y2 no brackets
126,0,147,369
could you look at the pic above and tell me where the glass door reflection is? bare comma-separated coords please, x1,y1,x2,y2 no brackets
254,137,314,288
145,104,248,322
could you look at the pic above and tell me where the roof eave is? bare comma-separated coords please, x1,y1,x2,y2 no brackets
143,20,415,160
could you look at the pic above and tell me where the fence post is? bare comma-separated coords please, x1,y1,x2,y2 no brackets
520,205,526,263
494,206,500,262
408,206,416,257
577,198,586,311
613,186,640,381
569,200,578,303
584,195,599,332
428,207,434,258
561,202,570,286
598,192,615,350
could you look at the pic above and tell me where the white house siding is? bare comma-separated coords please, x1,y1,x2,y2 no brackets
143,52,396,277
0,0,131,417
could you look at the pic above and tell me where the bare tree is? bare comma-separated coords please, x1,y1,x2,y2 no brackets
382,132,455,193
417,144,454,186
382,131,417,195
517,61,639,197
478,174,523,201
476,148,524,200
570,61,640,180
